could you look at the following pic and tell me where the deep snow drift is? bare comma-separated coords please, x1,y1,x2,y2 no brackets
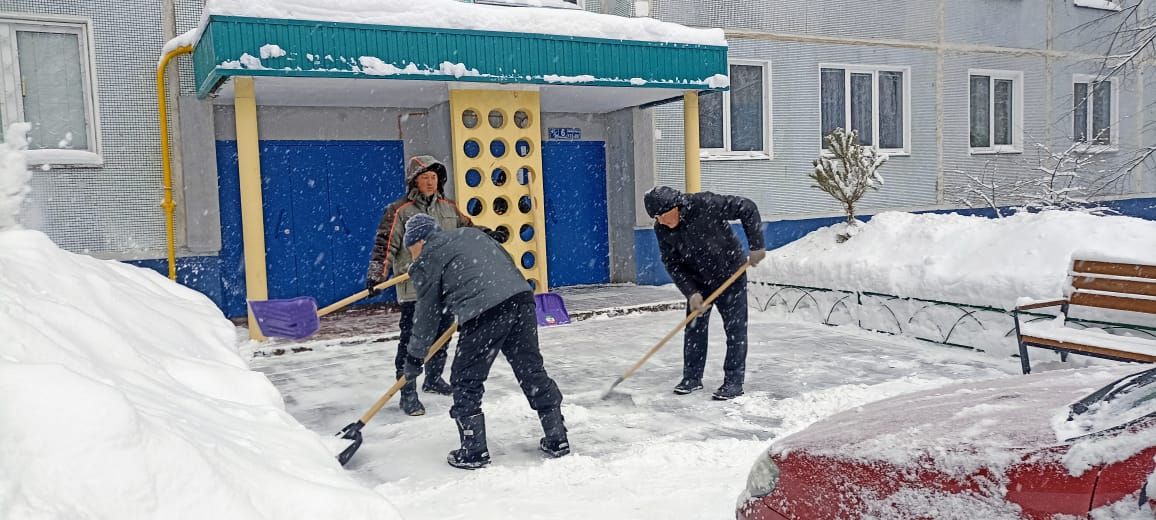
751,210,1156,310
0,139,398,518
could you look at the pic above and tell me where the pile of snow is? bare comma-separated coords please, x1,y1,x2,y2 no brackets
0,123,30,231
185,0,726,47
0,144,398,520
753,211,1156,310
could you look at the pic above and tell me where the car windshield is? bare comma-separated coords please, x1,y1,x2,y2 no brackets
1063,368,1156,438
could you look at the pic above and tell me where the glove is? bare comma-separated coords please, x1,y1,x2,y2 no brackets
748,249,766,267
403,355,423,383
366,276,385,297
478,226,509,243
688,293,711,314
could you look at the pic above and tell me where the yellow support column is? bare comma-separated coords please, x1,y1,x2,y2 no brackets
683,90,702,193
234,77,268,341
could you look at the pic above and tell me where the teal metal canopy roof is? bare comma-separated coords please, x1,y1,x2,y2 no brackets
192,15,728,99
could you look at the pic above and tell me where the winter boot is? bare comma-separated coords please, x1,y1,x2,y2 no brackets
398,379,426,416
673,377,704,395
537,408,570,458
447,413,490,470
712,381,744,401
422,376,453,396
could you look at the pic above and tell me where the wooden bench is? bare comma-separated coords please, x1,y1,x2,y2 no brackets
1014,258,1156,374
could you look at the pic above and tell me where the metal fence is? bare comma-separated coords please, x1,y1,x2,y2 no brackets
748,280,1156,359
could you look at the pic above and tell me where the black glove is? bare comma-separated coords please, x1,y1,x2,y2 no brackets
403,355,423,383
478,226,509,243
366,276,385,297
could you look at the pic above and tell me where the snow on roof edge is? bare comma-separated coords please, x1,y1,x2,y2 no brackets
161,0,727,64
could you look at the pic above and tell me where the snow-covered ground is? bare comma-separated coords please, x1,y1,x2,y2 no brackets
249,310,1023,520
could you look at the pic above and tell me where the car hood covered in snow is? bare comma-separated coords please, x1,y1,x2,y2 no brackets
771,365,1146,474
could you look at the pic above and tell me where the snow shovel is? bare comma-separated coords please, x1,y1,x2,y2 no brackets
602,261,751,401
534,292,571,326
248,274,410,339
335,321,458,466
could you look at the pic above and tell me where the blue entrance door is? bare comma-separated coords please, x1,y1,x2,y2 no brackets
216,140,404,317
541,141,609,287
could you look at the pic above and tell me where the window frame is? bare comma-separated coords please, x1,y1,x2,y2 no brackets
1072,74,1119,153
817,63,912,157
968,69,1024,155
699,59,773,161
0,13,102,166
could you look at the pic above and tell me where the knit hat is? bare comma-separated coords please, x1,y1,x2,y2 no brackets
644,186,683,217
404,213,440,247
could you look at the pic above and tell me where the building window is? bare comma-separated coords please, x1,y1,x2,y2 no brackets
969,70,1023,154
1073,76,1117,148
820,65,908,153
0,16,101,166
698,60,771,160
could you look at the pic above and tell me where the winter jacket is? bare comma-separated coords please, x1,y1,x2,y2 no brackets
366,156,471,302
650,188,765,297
407,227,532,359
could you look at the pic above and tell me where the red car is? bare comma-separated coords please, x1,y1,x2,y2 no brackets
738,366,1156,519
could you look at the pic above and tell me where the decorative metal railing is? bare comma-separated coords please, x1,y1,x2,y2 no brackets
748,281,1156,356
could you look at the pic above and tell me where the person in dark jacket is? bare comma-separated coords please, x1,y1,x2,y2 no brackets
643,186,766,400
366,155,469,417
401,213,569,470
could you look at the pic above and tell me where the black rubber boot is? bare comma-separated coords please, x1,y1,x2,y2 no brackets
538,408,570,458
422,376,453,396
447,413,490,469
398,378,425,416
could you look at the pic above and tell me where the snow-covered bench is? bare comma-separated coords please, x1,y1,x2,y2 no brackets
1014,258,1156,374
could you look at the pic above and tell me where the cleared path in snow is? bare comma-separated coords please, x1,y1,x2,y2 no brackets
250,311,1023,520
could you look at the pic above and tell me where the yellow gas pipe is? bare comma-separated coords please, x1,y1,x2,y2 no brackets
156,45,192,280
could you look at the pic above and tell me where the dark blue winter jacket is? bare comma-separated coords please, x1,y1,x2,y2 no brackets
650,189,765,297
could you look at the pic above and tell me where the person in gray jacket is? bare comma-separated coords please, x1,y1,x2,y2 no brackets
401,213,569,470
366,155,470,416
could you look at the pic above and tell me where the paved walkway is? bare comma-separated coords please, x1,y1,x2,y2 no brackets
242,284,684,357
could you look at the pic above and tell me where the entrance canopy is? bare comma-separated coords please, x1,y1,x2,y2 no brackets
187,0,729,111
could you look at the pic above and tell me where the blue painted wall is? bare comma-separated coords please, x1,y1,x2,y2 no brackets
542,141,610,287
636,197,1156,288
214,140,405,317
126,256,224,306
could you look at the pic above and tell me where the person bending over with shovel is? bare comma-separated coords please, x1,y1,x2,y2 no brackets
366,155,471,416
401,213,569,469
644,186,766,400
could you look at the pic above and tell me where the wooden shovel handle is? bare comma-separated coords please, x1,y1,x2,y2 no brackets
359,322,458,424
616,261,751,383
318,273,411,318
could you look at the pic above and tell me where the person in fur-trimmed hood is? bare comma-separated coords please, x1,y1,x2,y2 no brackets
366,155,470,416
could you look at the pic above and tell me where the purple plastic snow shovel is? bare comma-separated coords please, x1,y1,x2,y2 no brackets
534,292,571,326
248,274,410,340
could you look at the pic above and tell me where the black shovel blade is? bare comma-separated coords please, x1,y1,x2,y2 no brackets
335,420,365,466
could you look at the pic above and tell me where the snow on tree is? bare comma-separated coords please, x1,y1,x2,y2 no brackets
0,123,31,231
810,128,887,240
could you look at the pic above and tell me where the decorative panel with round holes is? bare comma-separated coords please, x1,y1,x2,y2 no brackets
450,89,549,292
